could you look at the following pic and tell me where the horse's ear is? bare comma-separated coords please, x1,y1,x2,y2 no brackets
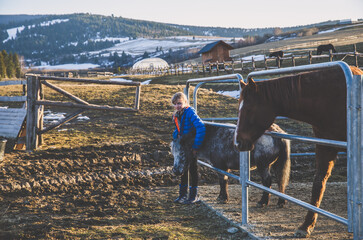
239,79,247,89
247,78,257,91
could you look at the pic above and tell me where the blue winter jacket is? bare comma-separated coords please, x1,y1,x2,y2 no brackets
173,107,206,150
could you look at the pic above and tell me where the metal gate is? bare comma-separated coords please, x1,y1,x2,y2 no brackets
184,61,363,239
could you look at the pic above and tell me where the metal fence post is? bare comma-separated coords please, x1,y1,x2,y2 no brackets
349,74,363,239
240,151,250,225
357,74,363,239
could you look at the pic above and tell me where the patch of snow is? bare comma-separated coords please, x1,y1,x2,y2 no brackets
31,63,100,70
57,128,69,132
241,54,266,62
91,37,129,43
77,115,90,121
227,227,239,234
141,80,152,85
217,90,240,99
40,19,69,27
3,19,69,43
43,110,90,125
3,26,25,43
87,37,218,56
318,27,342,34
110,78,133,83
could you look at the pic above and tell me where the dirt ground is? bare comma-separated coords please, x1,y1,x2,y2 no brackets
0,142,351,239
0,83,352,239
199,182,352,239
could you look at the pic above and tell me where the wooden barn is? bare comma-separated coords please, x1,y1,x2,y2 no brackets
198,40,234,64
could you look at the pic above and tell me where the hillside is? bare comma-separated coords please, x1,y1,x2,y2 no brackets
0,13,361,70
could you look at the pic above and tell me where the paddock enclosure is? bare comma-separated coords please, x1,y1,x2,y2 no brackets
0,62,362,238
184,62,362,239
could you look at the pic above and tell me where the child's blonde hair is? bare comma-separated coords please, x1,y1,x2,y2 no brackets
171,92,189,106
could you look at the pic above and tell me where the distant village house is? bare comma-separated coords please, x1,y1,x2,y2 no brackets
198,40,233,64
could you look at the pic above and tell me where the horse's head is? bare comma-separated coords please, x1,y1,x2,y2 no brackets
170,131,196,175
234,78,276,151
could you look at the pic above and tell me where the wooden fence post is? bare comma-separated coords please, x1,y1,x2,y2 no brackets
292,55,295,67
252,57,255,70
216,61,219,75
241,59,244,72
308,51,312,64
38,81,44,146
277,56,281,68
354,44,358,67
329,49,333,62
26,75,40,151
264,56,267,69
202,64,205,76
135,85,141,110
231,60,235,73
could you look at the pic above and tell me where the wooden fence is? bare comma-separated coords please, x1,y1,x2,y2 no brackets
0,80,27,150
25,74,141,151
128,46,363,76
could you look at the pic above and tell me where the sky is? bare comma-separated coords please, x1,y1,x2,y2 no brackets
0,0,362,28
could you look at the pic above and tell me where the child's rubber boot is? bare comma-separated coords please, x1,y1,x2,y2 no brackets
173,184,188,203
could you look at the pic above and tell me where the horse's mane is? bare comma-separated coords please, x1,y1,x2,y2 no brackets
252,72,305,107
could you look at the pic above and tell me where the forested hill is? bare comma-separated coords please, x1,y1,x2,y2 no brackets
0,13,350,68
0,13,192,43
0,13,194,62
0,13,278,64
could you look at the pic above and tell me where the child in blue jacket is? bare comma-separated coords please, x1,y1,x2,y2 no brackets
171,92,206,204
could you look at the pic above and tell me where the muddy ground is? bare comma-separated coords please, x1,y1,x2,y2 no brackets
0,83,351,239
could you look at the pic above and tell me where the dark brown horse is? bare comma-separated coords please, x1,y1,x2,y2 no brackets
269,50,284,65
317,43,336,55
269,50,284,58
234,65,362,237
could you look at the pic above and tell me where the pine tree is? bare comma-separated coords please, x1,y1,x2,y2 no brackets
0,53,6,80
142,51,149,59
13,53,22,78
6,53,15,78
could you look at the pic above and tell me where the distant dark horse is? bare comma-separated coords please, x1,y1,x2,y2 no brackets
317,43,336,55
171,123,291,207
269,50,284,66
234,66,363,237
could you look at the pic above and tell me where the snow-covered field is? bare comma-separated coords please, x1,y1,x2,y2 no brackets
87,36,241,57
31,63,100,70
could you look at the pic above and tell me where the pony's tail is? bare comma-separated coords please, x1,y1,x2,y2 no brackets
275,139,291,192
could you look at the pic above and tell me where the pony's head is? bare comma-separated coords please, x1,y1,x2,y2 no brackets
234,78,276,151
170,131,196,175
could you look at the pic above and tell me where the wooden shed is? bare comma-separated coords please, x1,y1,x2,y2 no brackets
198,40,234,64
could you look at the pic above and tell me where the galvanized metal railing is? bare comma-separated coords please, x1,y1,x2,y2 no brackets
184,73,243,121
184,62,363,239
